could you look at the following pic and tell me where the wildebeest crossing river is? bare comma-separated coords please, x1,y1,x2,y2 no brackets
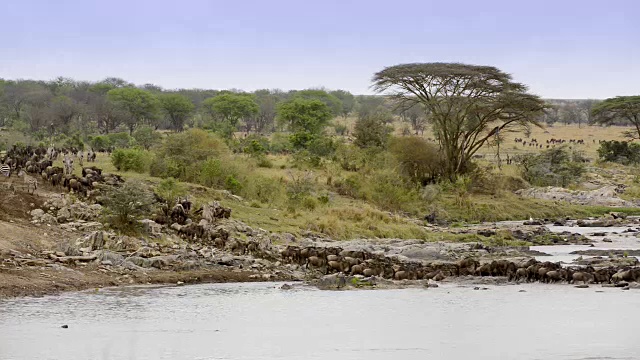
1,282,639,360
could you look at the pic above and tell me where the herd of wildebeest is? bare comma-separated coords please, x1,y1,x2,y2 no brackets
0,144,123,196
513,137,589,149
278,245,640,285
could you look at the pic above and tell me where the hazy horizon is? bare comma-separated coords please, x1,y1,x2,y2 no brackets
2,0,638,99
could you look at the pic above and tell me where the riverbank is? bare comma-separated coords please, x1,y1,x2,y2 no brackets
0,266,291,299
2,185,640,299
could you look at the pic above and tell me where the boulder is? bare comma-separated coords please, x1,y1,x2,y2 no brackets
316,273,347,290
202,201,232,222
139,219,162,238
30,209,45,219
74,231,107,251
96,250,125,265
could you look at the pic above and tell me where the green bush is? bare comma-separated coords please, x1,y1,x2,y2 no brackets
88,135,111,151
269,133,293,154
389,136,442,185
353,112,393,149
515,146,586,187
150,129,229,180
256,155,273,168
243,176,286,204
101,180,154,232
363,170,418,212
132,126,162,150
597,140,640,165
334,143,368,171
333,175,362,198
334,123,348,136
111,148,152,173
64,133,85,150
107,132,134,149
156,177,187,203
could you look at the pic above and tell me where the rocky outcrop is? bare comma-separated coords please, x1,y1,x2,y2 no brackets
516,185,637,207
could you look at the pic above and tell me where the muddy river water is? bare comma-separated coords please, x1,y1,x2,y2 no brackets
1,281,639,360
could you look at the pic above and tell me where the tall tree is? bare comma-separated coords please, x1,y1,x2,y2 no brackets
201,93,259,128
592,96,640,140
107,88,160,134
159,93,194,131
330,90,355,118
292,89,342,117
373,63,546,178
277,98,332,148
49,95,80,132
250,89,280,133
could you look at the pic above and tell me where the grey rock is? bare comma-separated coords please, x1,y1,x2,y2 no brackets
139,219,162,237
30,209,45,218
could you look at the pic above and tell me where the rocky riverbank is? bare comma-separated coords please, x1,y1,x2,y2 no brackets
2,189,640,298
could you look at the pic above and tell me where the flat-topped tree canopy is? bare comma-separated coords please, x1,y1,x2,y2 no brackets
591,96,640,140
372,62,547,178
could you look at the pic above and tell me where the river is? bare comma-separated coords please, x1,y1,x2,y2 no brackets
1,282,639,360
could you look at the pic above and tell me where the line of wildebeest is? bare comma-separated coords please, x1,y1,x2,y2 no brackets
513,137,590,149
279,245,640,284
1,144,123,196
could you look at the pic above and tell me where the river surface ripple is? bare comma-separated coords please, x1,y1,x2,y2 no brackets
1,282,639,360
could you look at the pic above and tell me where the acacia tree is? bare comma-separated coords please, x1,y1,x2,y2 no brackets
202,93,259,128
591,96,640,140
373,63,546,178
159,93,194,131
107,88,160,134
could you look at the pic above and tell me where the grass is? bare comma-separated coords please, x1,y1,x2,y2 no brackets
4,123,640,242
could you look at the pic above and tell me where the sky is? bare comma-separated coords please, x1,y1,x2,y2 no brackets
1,0,638,99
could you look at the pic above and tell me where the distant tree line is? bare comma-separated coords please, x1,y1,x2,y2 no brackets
0,77,375,139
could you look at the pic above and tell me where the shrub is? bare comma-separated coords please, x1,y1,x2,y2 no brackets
269,133,293,154
156,177,187,203
101,181,154,231
333,175,362,198
151,129,229,180
64,133,85,151
597,140,640,165
88,135,111,151
111,148,151,173
286,171,316,202
353,112,393,149
363,170,418,212
243,176,286,204
334,143,368,171
389,136,442,185
132,126,162,150
301,196,318,211
107,132,134,149
515,146,586,187
256,156,273,168
334,123,348,136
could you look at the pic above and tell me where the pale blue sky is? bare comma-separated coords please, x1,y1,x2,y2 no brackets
1,0,638,98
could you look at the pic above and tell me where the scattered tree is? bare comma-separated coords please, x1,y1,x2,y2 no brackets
373,62,546,178
107,88,160,134
202,93,259,129
592,96,640,140
330,90,355,118
159,93,194,131
353,111,393,149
